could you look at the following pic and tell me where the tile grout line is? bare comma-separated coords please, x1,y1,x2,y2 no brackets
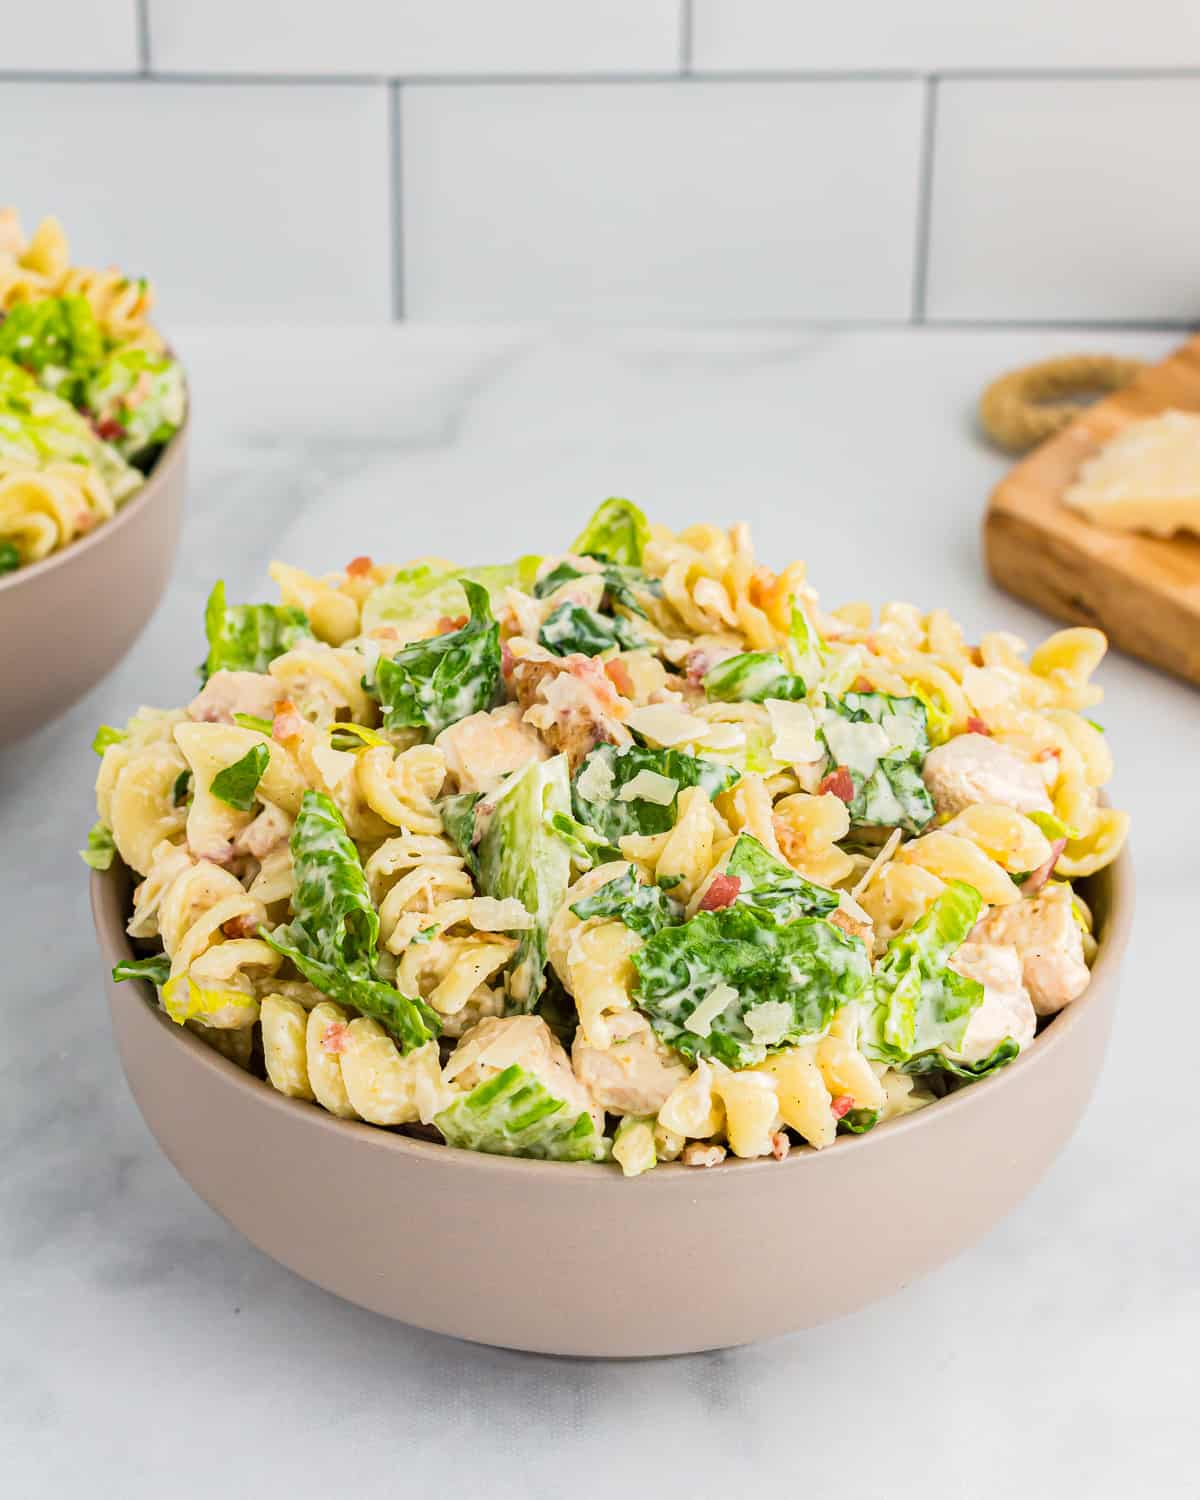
911,75,939,324
389,81,405,321
135,0,151,75
679,0,693,75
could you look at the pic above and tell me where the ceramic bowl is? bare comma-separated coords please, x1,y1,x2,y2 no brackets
91,850,1131,1357
0,420,188,746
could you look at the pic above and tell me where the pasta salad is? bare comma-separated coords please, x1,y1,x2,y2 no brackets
0,209,185,574
86,500,1128,1175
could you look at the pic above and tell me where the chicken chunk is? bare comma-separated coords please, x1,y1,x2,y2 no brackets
948,940,1037,1062
971,883,1090,1016
511,651,632,770
572,1011,689,1116
434,703,549,795
922,732,1052,818
188,670,281,725
231,800,293,861
443,1014,602,1131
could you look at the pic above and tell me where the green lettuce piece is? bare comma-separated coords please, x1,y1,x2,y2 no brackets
0,541,19,574
359,558,540,635
209,743,269,811
538,601,642,657
724,833,839,920
1028,808,1078,841
571,743,740,842
201,580,311,681
112,953,171,986
440,789,483,876
0,355,142,503
91,723,126,754
632,905,871,1068
863,881,984,1068
80,821,116,871
172,769,192,806
570,867,683,940
0,295,105,405
474,756,573,1010
84,347,186,461
910,683,954,746
703,651,806,704
820,691,934,835
533,558,659,617
571,497,649,567
787,598,828,683
901,1039,1020,1082
233,712,274,734
261,791,438,1051
435,1064,610,1163
372,578,500,737
838,1107,880,1135
546,811,623,869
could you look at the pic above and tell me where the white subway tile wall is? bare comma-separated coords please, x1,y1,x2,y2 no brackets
2,2,1196,325
402,81,923,322
146,0,682,77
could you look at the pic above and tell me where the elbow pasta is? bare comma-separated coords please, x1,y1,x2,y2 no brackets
94,501,1126,1173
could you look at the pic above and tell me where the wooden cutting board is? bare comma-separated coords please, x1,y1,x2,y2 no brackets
985,333,1200,686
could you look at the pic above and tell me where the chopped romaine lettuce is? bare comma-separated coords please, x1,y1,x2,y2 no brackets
838,1107,880,1134
632,904,871,1068
901,1038,1019,1082
209,743,270,811
538,601,642,657
328,721,389,751
261,791,438,1051
545,811,623,869
863,881,984,1068
1028,808,1078,841
909,682,954,746
703,651,806,704
359,557,540,634
820,691,934,834
232,712,274,734
434,1063,610,1162
80,821,116,870
84,347,186,461
0,541,19,574
440,789,483,876
787,597,827,683
571,497,649,567
724,833,839,919
372,578,500,738
201,580,311,681
570,867,683,939
172,769,192,806
112,953,171,986
612,1114,658,1176
91,723,126,754
0,295,104,404
571,743,740,842
533,557,658,617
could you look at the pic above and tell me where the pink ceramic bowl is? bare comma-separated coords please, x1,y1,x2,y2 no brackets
0,418,188,746
91,850,1131,1357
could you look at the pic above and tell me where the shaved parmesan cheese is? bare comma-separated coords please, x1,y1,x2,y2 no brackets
625,704,710,746
851,827,902,897
467,897,535,931
617,769,679,805
744,1000,793,1047
821,715,890,777
765,699,821,764
309,741,357,790
837,889,872,926
696,721,746,752
685,983,739,1039
575,753,616,804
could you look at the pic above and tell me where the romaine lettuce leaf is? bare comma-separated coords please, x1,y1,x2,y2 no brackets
359,557,540,634
91,723,126,754
261,791,438,1051
571,743,740,842
0,295,104,404
201,580,311,681
84,347,186,461
632,904,871,1068
538,601,642,657
209,743,270,811
820,691,934,834
571,497,649,567
570,867,683,939
838,1107,880,1134
863,880,984,1067
0,541,18,574
546,811,623,869
533,558,659,617
703,651,806,704
900,1038,1019,1082
724,833,839,919
372,578,500,737
440,789,484,876
80,821,116,870
474,756,574,1009
434,1063,610,1162
787,598,828,683
112,953,171,986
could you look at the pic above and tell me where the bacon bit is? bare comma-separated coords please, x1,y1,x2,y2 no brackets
321,1021,350,1055
565,653,623,711
221,914,259,939
771,1131,791,1161
272,698,305,743
698,873,741,911
75,510,96,533
684,649,711,686
95,417,124,441
345,555,373,577
1036,746,1061,762
500,639,515,678
603,656,635,698
1023,838,1067,896
371,625,399,643
818,765,855,803
852,676,874,693
830,1095,855,1120
966,716,991,736
437,613,468,634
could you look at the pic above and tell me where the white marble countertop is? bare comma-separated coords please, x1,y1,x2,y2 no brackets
2,326,1195,1498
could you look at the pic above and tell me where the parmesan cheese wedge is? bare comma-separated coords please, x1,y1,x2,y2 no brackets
1063,410,1200,537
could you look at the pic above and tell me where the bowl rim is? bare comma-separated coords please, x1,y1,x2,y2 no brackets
91,837,1133,1188
0,399,190,598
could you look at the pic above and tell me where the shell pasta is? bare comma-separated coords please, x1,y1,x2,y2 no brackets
88,497,1126,1176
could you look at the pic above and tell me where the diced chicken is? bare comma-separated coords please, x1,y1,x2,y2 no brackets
572,1011,690,1116
231,800,292,861
434,703,549,795
188,670,281,725
948,941,1037,1062
443,1014,603,1131
971,883,1090,1016
922,732,1052,818
512,651,632,770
